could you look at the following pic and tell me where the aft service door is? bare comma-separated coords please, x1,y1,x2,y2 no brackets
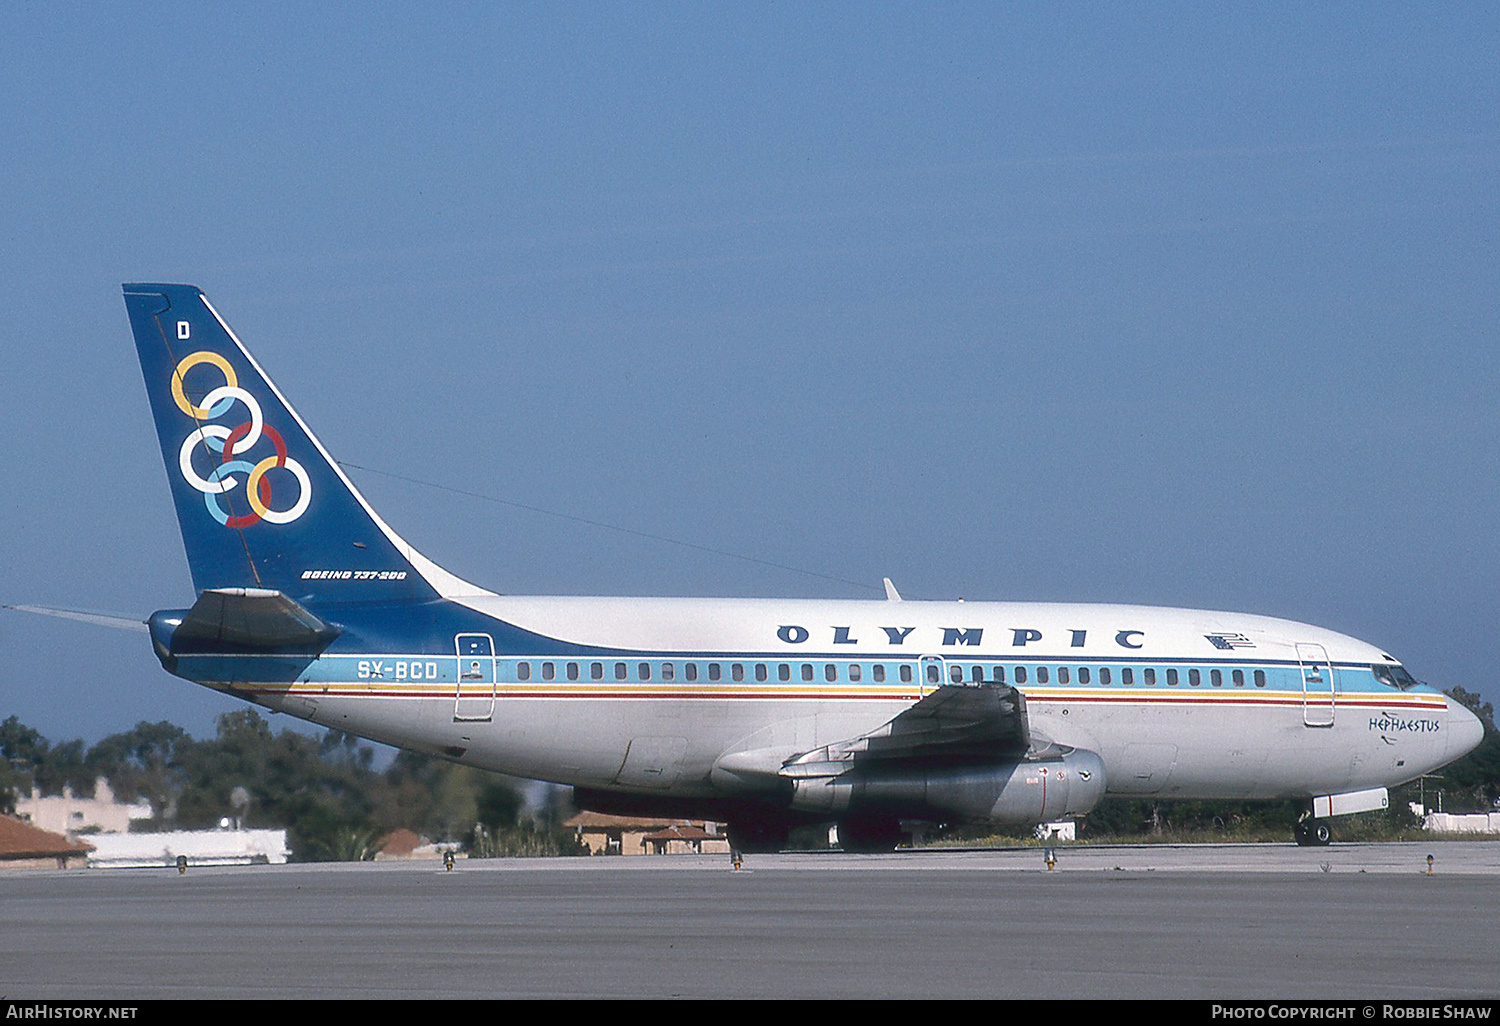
1296,642,1335,728
454,634,496,722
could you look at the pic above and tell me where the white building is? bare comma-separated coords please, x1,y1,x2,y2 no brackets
12,778,153,838
1422,811,1500,835
86,828,290,868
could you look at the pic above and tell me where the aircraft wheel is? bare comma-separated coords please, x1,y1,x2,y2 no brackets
1294,820,1332,847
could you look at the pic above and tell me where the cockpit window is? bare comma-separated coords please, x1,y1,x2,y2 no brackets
1373,664,1421,691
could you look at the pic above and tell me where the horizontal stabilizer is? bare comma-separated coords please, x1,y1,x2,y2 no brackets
171,588,341,649
5,605,149,633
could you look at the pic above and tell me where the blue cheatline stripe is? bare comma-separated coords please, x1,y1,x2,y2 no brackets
175,652,1433,703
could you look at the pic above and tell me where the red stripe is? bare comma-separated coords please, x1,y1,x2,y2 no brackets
244,687,1443,707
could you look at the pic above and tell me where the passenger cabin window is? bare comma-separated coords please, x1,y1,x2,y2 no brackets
1099,667,1111,685
1143,668,1156,685
662,663,674,681
685,663,698,682
900,665,913,684
1188,669,1200,686
542,662,555,681
1253,670,1266,688
1166,669,1178,686
566,662,579,681
1232,669,1244,687
873,664,886,683
591,662,603,681
803,664,814,682
709,664,722,682
1058,667,1070,684
638,663,651,681
1015,666,1028,684
615,662,627,681
732,664,744,682
1121,668,1134,685
850,664,862,682
926,663,941,684
994,665,1006,684
1036,667,1049,684
754,664,766,682
518,662,531,682
1078,667,1090,684
825,664,837,683
779,664,790,682
1210,669,1222,686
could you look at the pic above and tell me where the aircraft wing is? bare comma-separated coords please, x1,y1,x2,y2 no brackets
780,683,1038,780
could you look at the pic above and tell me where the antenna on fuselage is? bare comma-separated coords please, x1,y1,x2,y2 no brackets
883,577,902,601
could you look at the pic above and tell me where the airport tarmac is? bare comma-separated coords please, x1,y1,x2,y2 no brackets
3,842,1498,1000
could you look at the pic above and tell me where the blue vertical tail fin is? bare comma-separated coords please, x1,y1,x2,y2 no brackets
122,283,490,604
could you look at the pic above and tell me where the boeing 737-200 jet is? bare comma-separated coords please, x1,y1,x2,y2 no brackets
31,283,1488,852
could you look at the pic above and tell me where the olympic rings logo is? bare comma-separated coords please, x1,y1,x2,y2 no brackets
172,350,311,528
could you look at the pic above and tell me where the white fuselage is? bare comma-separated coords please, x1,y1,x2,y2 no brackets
204,596,1478,805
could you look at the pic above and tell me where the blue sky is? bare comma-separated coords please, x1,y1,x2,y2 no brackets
2,4,1497,745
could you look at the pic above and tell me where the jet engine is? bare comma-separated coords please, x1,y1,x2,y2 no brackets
784,748,1106,824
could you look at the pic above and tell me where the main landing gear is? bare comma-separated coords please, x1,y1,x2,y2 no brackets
1294,818,1332,847
834,816,905,853
724,813,792,858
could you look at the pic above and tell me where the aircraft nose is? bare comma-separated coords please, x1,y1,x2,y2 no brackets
1446,699,1486,764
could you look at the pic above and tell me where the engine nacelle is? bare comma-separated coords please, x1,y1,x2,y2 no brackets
786,748,1107,824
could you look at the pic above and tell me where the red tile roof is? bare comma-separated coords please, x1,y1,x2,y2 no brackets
377,828,427,857
0,815,93,859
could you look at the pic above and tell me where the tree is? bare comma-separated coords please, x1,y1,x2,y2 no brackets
84,721,192,824
373,750,496,842
1,711,574,860
0,716,49,768
34,739,91,797
0,717,96,800
0,716,48,812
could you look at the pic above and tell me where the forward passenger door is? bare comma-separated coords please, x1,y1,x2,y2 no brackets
1296,642,1335,728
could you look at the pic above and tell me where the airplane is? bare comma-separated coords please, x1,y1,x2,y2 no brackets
20,282,1486,854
